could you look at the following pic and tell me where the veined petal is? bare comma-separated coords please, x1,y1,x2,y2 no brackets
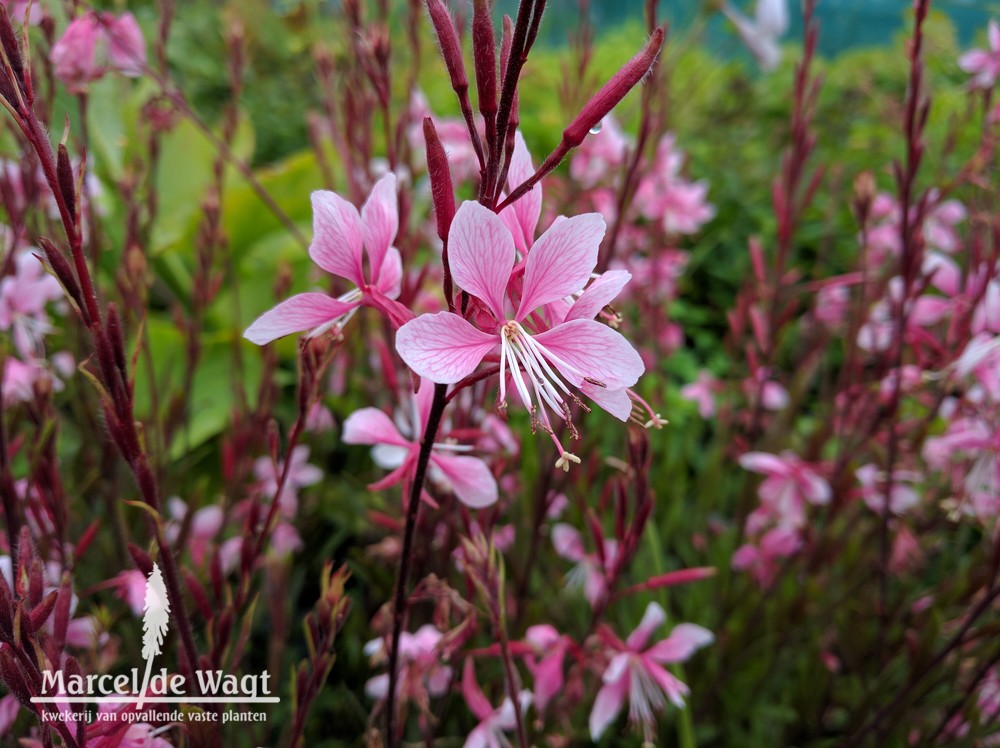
645,624,714,664
449,201,516,321
738,451,788,476
502,132,542,252
431,454,498,508
516,213,606,319
396,312,498,383
374,246,403,300
342,408,409,447
361,174,399,280
589,675,628,740
566,270,632,322
532,319,643,390
626,602,667,650
644,660,690,708
243,293,358,345
580,383,632,421
310,191,365,285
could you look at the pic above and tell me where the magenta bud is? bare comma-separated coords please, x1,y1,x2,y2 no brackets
127,542,154,576
425,0,469,95
563,27,664,148
472,0,497,120
422,118,456,241
183,570,213,621
28,589,57,631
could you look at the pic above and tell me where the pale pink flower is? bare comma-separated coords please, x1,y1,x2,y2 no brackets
722,0,789,71
105,13,147,77
407,92,481,186
589,602,713,741
252,445,322,517
244,174,404,344
855,464,920,515
396,201,643,467
522,624,569,712
462,658,532,748
739,451,831,529
680,370,719,418
634,134,715,235
165,497,224,566
732,526,802,587
960,20,1000,89
569,115,629,188
111,569,147,616
0,250,64,358
2,1,41,26
498,132,542,254
51,15,103,93
343,379,498,508
552,523,617,608
364,624,452,704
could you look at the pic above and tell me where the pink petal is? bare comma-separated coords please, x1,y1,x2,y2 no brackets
645,624,714,664
580,383,632,421
374,245,403,299
396,312,498,384
531,319,643,390
959,49,990,74
801,471,831,505
431,454,499,508
737,451,788,476
626,602,666,650
501,132,542,252
449,201,515,321
588,675,628,740
565,270,631,322
343,408,409,447
361,174,399,281
516,213,605,319
645,660,691,708
532,648,565,712
310,191,365,285
243,293,358,345
991,19,1000,52
106,12,146,76
551,523,585,561
462,658,494,721
191,506,224,539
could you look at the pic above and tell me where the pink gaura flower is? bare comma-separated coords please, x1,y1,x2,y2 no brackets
365,624,452,705
680,370,720,418
343,379,498,508
732,526,802,587
589,602,713,742
739,451,831,529
552,523,617,608
105,13,147,77
462,658,532,748
633,134,715,235
0,249,64,358
395,201,644,467
51,15,102,93
165,497,224,566
252,445,322,517
960,20,1000,89
523,624,570,713
244,174,405,344
855,464,921,515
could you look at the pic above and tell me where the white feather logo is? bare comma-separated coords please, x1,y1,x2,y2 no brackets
136,564,170,708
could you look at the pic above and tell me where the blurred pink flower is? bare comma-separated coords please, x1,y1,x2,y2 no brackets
569,114,629,188
959,20,1000,89
343,379,498,508
552,523,617,608
522,624,569,713
855,464,920,515
461,658,532,748
634,134,715,235
105,13,146,77
681,370,720,418
244,174,404,344
111,569,147,617
0,694,18,736
0,250,63,358
365,624,452,704
396,200,643,466
590,602,713,741
252,445,322,517
740,451,830,529
51,15,102,93
733,526,803,587
164,497,224,566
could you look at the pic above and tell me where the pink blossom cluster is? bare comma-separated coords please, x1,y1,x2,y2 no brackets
51,11,147,94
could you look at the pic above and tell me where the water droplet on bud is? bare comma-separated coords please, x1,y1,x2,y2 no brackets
589,121,603,135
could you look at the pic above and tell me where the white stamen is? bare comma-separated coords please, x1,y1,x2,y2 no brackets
554,451,581,472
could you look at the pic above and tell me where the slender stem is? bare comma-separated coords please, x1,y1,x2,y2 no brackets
385,382,449,747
